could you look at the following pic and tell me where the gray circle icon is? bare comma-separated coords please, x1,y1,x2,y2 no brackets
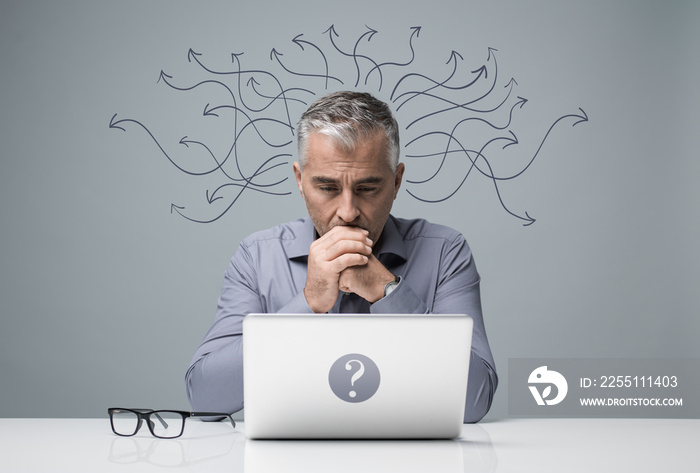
328,354,381,403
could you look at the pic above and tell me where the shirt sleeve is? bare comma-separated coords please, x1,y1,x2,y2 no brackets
185,243,312,415
370,233,498,423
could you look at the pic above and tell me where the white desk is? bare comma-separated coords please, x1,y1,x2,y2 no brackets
1,418,696,472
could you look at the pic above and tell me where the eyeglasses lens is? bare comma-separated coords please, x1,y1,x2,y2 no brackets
149,411,185,438
111,409,140,436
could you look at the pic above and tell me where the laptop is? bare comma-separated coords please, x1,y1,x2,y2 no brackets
242,313,473,439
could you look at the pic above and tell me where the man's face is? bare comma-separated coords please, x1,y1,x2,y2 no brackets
293,131,404,245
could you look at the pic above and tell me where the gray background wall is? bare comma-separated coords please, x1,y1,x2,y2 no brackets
1,0,698,419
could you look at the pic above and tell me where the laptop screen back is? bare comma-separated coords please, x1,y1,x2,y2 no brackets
243,313,473,439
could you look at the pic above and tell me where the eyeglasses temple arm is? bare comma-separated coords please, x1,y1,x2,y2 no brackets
152,412,169,429
191,412,236,428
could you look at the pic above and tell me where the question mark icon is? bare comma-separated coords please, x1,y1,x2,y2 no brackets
345,359,365,398
329,354,380,403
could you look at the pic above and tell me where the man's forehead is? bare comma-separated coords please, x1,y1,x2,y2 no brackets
305,130,389,160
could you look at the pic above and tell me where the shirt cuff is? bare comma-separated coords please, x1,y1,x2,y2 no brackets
276,291,315,314
370,278,428,314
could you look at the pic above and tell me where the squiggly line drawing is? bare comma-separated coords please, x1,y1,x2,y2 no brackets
325,25,382,89
364,26,421,90
391,50,487,110
404,108,588,225
271,34,344,89
403,96,527,187
401,47,502,129
110,25,588,225
171,154,293,224
407,132,536,225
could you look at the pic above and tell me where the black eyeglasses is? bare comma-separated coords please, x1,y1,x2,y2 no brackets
108,408,236,439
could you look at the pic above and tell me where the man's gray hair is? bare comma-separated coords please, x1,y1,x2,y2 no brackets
296,91,400,171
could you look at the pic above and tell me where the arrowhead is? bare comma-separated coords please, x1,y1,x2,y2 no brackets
573,108,589,126
487,47,498,61
472,65,488,80
109,114,125,131
157,70,172,84
411,26,422,37
503,131,518,149
270,48,282,60
292,33,305,50
447,50,464,64
523,212,536,226
179,136,190,147
516,96,528,108
365,25,378,40
207,188,224,204
187,49,201,63
203,103,218,117
324,25,339,37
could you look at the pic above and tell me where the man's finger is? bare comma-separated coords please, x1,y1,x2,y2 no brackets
323,240,372,261
315,226,372,249
331,252,369,274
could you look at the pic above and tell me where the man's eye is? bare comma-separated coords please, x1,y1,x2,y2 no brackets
319,186,338,193
357,187,377,193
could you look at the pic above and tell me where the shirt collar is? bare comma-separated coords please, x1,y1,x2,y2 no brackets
287,215,407,267
287,218,317,260
374,215,407,267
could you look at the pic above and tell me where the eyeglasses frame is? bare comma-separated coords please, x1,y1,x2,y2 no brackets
108,408,236,439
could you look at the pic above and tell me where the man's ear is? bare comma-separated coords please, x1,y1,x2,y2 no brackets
293,161,304,196
393,163,405,199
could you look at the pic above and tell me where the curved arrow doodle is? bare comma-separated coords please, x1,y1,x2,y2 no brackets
271,35,344,89
325,24,381,88
404,47,501,129
171,154,293,224
392,51,489,111
110,114,198,176
406,132,535,225
405,130,518,185
111,27,588,225
404,106,587,225
292,34,343,89
364,26,421,90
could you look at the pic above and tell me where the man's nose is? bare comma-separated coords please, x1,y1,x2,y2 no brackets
336,190,360,223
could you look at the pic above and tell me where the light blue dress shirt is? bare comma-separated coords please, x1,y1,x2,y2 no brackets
186,215,498,422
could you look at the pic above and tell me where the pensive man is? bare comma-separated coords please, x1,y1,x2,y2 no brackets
186,91,498,422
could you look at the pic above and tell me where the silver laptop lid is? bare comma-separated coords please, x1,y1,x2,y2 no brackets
243,313,473,439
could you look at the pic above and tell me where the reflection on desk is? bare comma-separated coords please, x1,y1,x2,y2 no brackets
0,418,697,472
108,423,245,469
105,421,494,473
245,425,495,473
